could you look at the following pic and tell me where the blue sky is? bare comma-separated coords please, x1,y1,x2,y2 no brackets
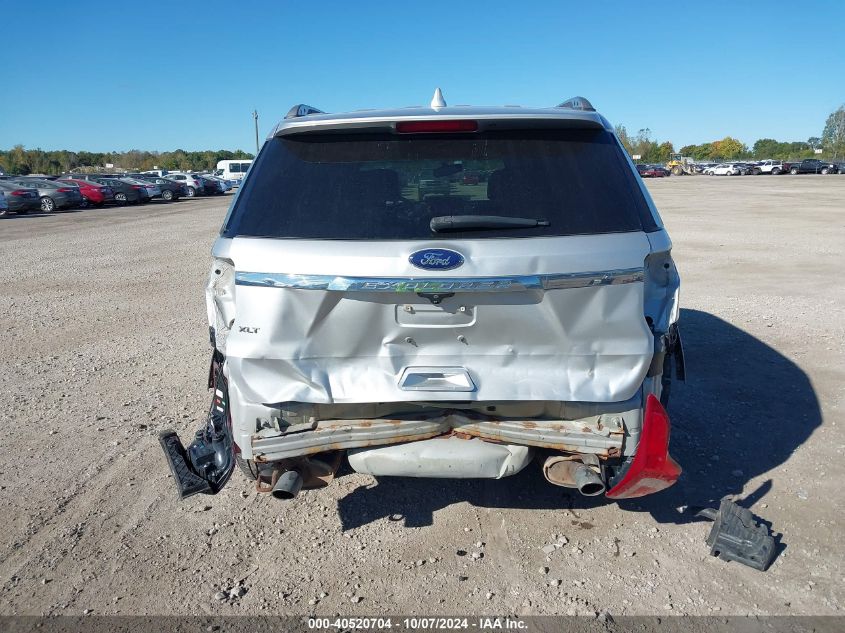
2,0,843,153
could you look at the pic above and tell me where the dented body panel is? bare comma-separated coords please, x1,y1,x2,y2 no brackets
192,98,683,494
211,233,655,407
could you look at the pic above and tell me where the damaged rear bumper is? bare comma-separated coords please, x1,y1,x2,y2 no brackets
159,352,236,499
250,410,631,463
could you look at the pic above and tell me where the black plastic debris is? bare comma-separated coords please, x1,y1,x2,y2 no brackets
697,499,776,571
159,430,213,498
159,353,235,499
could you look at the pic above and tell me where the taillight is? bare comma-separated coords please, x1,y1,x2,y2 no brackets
57,187,73,193
396,120,478,134
605,394,682,499
131,185,143,189
11,190,29,196
208,258,236,354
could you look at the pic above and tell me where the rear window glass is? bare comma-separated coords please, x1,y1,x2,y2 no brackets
223,128,657,240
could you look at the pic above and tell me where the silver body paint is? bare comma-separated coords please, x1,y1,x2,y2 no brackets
205,102,680,469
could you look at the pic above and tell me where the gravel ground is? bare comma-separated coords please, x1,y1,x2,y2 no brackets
0,176,843,617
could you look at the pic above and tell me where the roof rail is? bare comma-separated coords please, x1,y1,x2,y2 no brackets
285,104,325,119
556,96,595,112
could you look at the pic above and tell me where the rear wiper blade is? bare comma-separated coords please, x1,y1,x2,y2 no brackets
430,215,550,232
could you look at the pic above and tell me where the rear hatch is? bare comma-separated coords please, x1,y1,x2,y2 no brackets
213,125,659,405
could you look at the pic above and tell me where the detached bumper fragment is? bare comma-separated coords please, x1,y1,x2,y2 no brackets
159,431,213,498
699,499,776,571
159,352,235,499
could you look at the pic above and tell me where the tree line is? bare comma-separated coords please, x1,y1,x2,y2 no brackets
2,106,843,173
0,146,255,176
617,104,845,162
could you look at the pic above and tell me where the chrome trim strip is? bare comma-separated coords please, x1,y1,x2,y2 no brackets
235,268,643,293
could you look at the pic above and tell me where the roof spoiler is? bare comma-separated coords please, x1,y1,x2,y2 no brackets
556,96,595,112
285,104,326,119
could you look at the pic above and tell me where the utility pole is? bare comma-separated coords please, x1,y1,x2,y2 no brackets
253,109,260,155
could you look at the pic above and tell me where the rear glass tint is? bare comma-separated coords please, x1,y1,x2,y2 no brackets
223,128,657,240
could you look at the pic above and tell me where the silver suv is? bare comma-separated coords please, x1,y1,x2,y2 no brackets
160,91,685,504
165,172,204,197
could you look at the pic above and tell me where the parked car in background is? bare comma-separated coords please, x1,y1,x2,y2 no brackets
199,173,233,192
11,178,83,212
92,178,142,205
141,170,169,178
165,172,205,197
757,160,789,175
706,163,742,176
126,175,188,201
734,162,761,176
789,159,839,175
194,174,224,195
0,181,41,214
57,178,115,206
636,164,667,178
120,178,160,201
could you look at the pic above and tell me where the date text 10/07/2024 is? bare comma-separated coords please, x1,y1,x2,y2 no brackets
307,618,529,631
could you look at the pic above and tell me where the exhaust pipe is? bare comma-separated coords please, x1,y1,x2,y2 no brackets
572,463,606,496
258,454,342,499
543,457,606,497
271,470,303,500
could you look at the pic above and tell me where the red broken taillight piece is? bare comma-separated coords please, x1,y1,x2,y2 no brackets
396,120,478,134
605,394,682,499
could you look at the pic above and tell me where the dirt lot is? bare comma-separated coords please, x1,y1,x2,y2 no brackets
1,176,843,617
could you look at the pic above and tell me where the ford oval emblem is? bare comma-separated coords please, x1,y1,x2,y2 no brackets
409,248,465,271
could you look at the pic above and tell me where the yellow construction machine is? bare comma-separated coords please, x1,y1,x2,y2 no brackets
666,153,698,175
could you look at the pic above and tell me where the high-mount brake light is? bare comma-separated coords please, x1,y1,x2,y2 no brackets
396,120,478,134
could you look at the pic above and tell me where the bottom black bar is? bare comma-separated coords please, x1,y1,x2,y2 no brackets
0,616,842,633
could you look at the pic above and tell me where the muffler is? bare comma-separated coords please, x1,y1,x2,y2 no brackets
543,456,606,497
258,454,342,500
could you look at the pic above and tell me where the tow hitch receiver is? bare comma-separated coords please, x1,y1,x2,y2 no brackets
159,353,235,499
697,499,776,571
